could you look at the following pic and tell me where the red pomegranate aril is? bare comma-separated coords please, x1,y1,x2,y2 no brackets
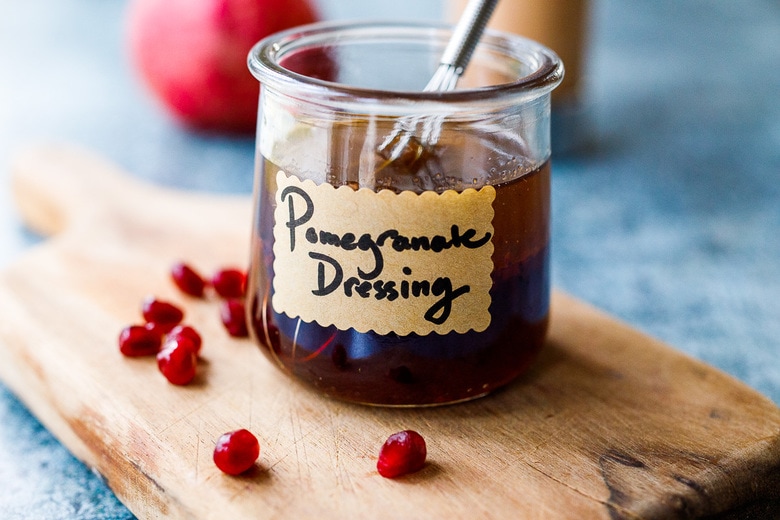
171,261,207,298
220,299,248,337
119,325,162,357
167,324,202,354
211,268,246,299
213,429,260,475
331,343,348,369
143,320,167,337
377,430,427,478
142,296,184,333
156,336,198,385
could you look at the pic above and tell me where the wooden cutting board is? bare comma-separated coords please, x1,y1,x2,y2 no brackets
1,145,778,519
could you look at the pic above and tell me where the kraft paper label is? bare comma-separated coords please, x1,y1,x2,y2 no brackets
272,171,495,335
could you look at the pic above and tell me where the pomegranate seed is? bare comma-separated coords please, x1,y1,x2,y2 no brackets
167,324,202,354
211,268,246,299
171,262,207,297
331,344,348,369
220,299,248,337
213,429,260,475
251,302,281,352
142,296,184,333
118,325,162,357
266,322,281,353
376,430,427,478
144,320,170,337
156,336,198,385
388,365,415,384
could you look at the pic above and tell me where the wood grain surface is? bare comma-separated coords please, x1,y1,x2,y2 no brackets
1,145,778,519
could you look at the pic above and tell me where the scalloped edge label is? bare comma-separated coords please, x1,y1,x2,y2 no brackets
271,171,495,335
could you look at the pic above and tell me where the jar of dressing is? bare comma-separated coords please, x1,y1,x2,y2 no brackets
247,21,562,406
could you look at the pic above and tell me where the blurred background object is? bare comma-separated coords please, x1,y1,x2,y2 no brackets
125,0,320,133
1,1,779,518
449,0,592,153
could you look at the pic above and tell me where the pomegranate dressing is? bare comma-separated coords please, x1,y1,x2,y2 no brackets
246,21,563,405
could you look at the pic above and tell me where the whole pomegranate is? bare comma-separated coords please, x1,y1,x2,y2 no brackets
126,0,319,133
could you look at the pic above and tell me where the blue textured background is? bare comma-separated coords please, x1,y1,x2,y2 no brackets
1,1,778,518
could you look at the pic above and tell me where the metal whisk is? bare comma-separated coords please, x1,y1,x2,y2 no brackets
377,0,499,164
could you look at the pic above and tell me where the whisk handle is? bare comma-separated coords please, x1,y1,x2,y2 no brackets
440,0,499,73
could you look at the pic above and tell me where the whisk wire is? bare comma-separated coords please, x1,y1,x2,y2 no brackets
377,0,498,163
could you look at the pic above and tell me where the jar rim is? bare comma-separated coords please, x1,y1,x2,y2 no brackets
247,20,563,105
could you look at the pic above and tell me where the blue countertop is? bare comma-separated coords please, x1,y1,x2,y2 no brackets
1,0,778,518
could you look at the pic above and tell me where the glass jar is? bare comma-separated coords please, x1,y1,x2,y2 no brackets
247,21,562,406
